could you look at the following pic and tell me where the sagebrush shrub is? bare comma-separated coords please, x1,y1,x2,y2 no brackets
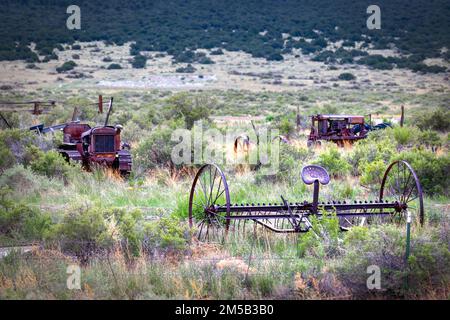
276,144,312,182
360,159,386,187
0,129,36,171
391,126,417,146
392,148,450,195
133,120,183,174
0,164,39,195
143,216,191,251
417,130,442,150
348,133,396,175
0,190,53,242
30,149,72,180
337,224,450,298
314,145,351,177
413,107,450,132
297,211,340,259
56,206,115,263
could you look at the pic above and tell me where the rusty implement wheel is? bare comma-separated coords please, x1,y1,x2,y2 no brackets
380,160,424,226
188,164,231,242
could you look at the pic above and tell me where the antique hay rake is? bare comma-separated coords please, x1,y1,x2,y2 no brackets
188,160,424,241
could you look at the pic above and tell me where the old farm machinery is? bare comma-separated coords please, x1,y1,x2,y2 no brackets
188,160,424,241
1,96,132,175
307,114,391,147
55,98,132,175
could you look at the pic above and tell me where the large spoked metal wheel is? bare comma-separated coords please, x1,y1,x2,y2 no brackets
380,160,424,226
188,164,231,242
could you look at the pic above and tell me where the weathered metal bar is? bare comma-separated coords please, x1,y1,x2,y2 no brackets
219,211,395,220
214,201,401,213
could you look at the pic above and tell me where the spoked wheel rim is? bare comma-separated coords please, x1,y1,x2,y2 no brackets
188,164,231,242
380,160,424,226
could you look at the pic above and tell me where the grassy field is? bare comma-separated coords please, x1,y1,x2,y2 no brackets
0,85,449,299
0,0,449,300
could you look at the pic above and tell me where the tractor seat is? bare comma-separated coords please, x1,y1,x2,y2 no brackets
301,165,330,185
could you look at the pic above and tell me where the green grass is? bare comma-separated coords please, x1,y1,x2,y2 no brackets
0,86,449,299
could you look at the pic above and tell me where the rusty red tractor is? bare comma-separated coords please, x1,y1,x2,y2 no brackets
57,98,132,175
28,97,132,175
307,114,368,147
307,114,392,147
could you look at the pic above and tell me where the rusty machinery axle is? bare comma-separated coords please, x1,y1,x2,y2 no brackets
188,160,424,241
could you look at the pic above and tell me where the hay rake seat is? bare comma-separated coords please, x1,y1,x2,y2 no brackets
188,160,424,241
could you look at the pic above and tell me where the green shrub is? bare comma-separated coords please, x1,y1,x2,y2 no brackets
248,273,275,297
360,159,386,186
56,206,115,263
26,63,38,69
357,54,394,70
0,129,36,171
0,164,40,195
405,233,450,296
348,133,396,175
0,190,53,243
143,216,191,251
314,145,351,177
391,126,416,146
276,116,295,137
332,178,360,199
417,130,442,150
162,93,211,129
210,49,224,55
338,72,356,81
133,119,185,173
298,211,340,259
392,149,450,195
131,54,147,68
107,63,122,70
175,64,196,73
338,224,450,298
413,107,450,132
30,149,72,180
277,144,311,181
342,226,370,246
56,60,77,73
115,209,144,258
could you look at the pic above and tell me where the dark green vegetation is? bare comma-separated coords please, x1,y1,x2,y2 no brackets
107,63,122,70
338,72,356,81
0,0,449,72
131,54,147,69
56,60,77,73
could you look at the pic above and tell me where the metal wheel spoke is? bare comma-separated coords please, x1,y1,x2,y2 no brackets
405,186,417,203
208,167,217,205
401,166,411,202
213,188,226,204
198,175,209,206
194,187,207,206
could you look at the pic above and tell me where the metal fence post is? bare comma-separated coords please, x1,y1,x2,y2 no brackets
405,211,411,262
404,210,411,289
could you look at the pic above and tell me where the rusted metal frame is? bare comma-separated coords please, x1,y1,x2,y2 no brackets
219,211,395,220
214,202,401,213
